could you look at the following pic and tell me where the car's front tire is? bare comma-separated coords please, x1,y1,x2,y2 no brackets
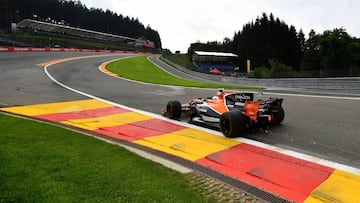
166,101,182,119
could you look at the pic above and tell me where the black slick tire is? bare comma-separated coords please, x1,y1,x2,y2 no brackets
272,106,285,125
166,101,182,119
220,111,247,138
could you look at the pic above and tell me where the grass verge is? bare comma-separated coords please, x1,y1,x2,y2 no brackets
0,113,211,202
106,56,263,90
164,54,192,67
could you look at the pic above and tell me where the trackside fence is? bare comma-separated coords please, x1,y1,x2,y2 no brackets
161,56,360,90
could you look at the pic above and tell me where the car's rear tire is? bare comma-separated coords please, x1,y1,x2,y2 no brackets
166,101,182,119
272,106,285,125
220,111,247,138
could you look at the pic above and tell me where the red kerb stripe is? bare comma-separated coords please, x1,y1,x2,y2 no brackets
35,106,130,121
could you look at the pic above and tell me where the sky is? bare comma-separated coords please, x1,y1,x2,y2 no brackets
80,0,360,53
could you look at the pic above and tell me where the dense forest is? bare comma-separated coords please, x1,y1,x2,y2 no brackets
189,13,360,77
0,0,162,48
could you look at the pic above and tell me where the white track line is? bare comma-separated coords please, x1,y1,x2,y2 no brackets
44,56,360,176
263,91,360,100
101,55,360,100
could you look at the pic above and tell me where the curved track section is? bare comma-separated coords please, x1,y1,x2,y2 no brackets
1,52,360,168
48,54,360,169
0,52,99,106
2,52,360,202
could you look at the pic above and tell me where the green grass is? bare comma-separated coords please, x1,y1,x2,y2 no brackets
165,54,192,67
106,56,262,90
0,113,210,202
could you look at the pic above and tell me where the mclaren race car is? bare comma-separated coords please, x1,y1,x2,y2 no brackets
162,89,284,138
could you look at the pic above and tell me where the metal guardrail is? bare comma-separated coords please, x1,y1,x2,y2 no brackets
161,57,360,90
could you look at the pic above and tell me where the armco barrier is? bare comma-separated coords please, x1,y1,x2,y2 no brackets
161,57,360,90
0,47,150,54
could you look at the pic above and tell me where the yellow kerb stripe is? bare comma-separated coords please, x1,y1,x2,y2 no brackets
1,99,112,116
61,111,152,130
304,169,360,203
134,128,240,161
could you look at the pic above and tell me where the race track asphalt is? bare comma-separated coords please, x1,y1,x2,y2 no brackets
1,52,360,169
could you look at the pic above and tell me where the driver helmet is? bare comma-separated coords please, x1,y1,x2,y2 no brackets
217,88,224,96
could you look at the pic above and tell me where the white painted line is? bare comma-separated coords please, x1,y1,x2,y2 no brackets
151,55,219,84
233,137,360,175
263,92,360,100
97,56,222,91
147,55,188,79
43,56,195,173
44,56,360,176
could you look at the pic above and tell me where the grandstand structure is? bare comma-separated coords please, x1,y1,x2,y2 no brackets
192,51,238,74
15,19,155,48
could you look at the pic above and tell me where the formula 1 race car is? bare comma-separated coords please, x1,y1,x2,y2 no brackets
162,89,284,138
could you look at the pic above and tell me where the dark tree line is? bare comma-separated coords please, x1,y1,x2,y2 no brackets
233,13,304,71
301,28,360,76
189,13,360,77
0,0,162,48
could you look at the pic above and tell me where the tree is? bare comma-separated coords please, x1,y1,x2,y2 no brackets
1,0,162,49
301,30,321,74
232,13,304,71
300,28,360,77
319,28,353,71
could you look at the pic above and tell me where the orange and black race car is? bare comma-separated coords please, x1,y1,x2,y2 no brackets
162,89,284,138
